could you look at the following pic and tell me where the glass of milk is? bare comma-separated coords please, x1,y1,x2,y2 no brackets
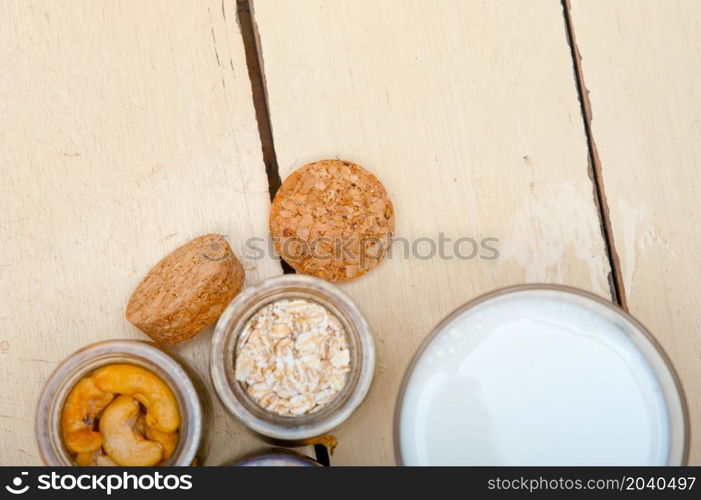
395,285,688,465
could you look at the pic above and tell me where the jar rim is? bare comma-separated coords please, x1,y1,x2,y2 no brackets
35,340,203,466
394,283,690,465
210,274,376,441
227,447,322,466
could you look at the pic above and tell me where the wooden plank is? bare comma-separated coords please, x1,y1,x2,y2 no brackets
0,0,282,465
252,0,612,464
569,0,701,464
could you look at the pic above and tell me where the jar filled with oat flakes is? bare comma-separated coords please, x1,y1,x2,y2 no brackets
210,275,375,442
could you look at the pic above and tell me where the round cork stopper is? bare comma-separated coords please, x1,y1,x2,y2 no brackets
270,159,395,281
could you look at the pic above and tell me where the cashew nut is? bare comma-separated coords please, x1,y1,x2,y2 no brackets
95,454,118,466
93,364,180,433
99,395,163,466
61,376,114,453
62,364,181,466
134,410,147,436
74,449,118,466
146,427,179,461
74,451,96,466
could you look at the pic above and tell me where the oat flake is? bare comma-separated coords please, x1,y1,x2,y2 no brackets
235,298,351,416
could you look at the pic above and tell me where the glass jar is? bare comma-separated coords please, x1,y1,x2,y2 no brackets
210,274,375,443
395,284,689,465
225,448,322,466
36,340,209,465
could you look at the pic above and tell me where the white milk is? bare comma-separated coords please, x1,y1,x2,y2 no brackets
398,295,670,465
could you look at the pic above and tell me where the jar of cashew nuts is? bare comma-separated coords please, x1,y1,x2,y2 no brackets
210,275,375,442
36,340,208,466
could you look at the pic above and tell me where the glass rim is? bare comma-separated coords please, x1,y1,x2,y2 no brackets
393,283,690,466
210,274,376,442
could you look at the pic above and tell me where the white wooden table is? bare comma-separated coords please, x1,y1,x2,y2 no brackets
1,0,699,465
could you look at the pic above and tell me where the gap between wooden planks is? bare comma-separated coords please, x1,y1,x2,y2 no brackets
251,0,614,465
569,0,701,465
